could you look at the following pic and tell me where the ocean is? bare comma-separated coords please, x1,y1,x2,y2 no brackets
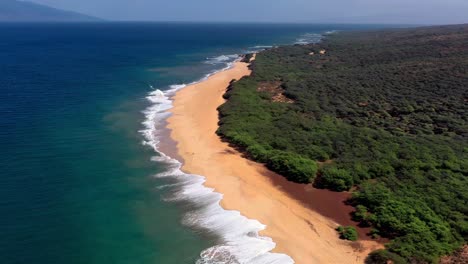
0,22,381,264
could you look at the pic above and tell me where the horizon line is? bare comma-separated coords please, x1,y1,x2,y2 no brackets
0,20,437,26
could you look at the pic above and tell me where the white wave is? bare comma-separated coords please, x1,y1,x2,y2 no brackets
251,45,274,49
139,57,295,263
205,54,240,65
324,30,338,35
153,156,294,264
243,45,275,54
294,33,324,45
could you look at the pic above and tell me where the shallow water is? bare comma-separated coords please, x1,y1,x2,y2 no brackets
0,22,383,264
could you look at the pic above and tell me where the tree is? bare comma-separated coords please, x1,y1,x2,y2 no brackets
266,152,318,183
365,250,407,264
336,226,358,241
217,25,468,262
317,166,354,191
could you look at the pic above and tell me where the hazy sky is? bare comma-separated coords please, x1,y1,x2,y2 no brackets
30,0,468,24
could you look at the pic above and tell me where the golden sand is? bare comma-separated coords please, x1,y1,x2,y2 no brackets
166,58,382,264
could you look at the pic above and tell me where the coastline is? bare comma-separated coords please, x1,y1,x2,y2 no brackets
164,58,383,263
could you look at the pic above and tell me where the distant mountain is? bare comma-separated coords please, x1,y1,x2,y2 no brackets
0,0,102,22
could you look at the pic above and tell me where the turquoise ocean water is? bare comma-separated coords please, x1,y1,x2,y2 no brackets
0,23,382,264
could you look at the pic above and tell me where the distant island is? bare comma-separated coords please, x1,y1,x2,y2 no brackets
0,0,101,22
217,24,468,263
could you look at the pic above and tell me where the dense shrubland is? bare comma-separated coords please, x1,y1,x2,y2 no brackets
217,25,468,263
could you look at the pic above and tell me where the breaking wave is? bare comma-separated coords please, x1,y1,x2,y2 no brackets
295,33,324,45
205,54,240,65
139,54,295,263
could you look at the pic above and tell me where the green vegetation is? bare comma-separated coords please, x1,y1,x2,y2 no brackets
366,250,407,264
240,53,254,63
218,25,468,263
336,226,359,241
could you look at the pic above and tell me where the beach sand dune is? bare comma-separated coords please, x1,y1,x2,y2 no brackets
165,58,382,264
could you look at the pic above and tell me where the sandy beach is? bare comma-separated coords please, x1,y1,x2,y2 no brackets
165,58,383,264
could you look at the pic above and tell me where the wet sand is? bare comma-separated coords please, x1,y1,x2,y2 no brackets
164,58,383,263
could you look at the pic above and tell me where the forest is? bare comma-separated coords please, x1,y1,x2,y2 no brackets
217,25,468,263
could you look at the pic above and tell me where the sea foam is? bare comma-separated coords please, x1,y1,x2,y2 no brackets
205,54,240,65
139,55,295,264
295,33,324,45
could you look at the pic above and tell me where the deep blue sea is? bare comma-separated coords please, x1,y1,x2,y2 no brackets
0,22,383,264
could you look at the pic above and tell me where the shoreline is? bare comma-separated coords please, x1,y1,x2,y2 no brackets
164,57,383,263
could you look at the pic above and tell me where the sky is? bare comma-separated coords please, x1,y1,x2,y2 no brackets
30,0,468,24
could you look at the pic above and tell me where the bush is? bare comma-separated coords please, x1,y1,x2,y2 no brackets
365,250,407,264
241,53,254,63
266,151,318,183
336,226,358,241
246,144,269,163
217,25,468,262
352,205,373,226
317,166,354,191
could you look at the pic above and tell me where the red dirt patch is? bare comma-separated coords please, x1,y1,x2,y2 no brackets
257,81,294,103
440,245,468,264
